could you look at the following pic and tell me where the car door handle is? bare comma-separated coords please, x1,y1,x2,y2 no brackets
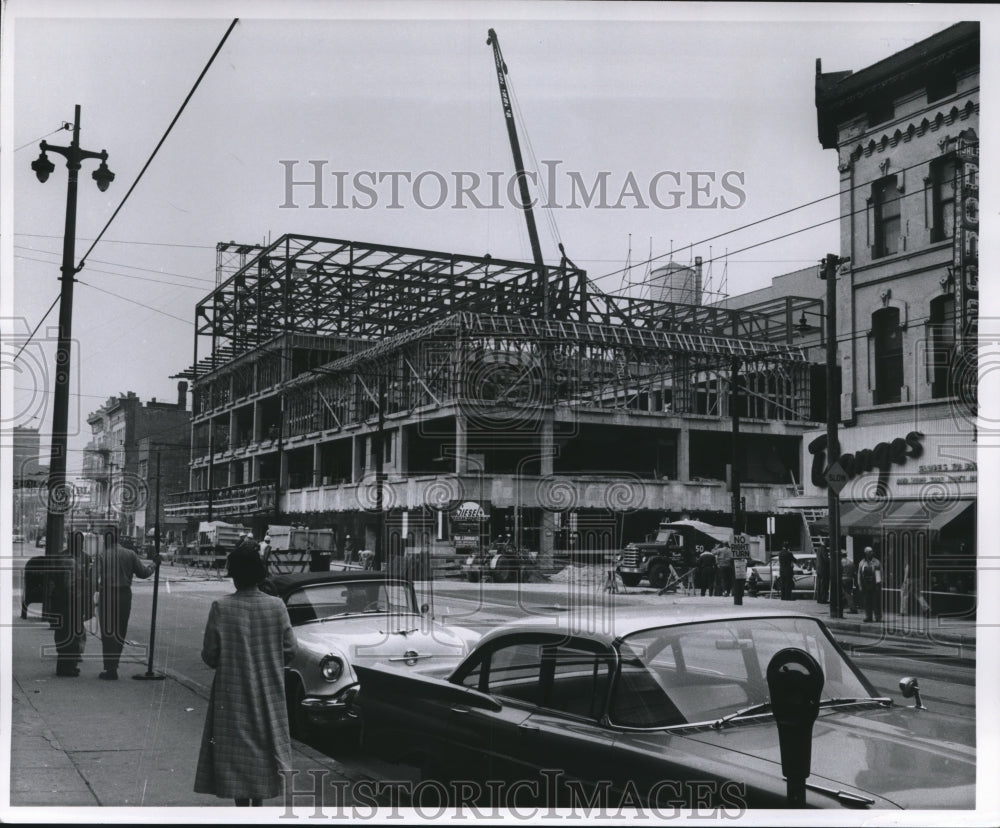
451,705,471,714
518,722,540,734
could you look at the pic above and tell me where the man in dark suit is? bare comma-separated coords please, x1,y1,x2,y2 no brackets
50,534,94,677
778,543,797,601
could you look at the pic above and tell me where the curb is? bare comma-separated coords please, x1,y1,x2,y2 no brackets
154,665,376,785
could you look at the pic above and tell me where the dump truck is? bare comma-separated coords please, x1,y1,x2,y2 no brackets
616,518,764,589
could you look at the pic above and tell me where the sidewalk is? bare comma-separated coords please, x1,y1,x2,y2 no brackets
8,613,373,810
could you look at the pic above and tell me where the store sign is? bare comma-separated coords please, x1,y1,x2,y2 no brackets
451,501,488,551
954,130,979,413
808,431,924,492
897,461,977,486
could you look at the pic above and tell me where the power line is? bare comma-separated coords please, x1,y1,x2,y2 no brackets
75,18,240,271
15,123,72,152
591,152,951,296
12,294,61,363
15,232,216,251
76,280,193,324
14,244,215,285
15,253,211,290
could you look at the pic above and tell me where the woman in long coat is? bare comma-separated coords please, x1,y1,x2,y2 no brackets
194,544,297,805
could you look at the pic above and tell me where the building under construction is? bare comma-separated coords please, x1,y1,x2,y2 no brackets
169,234,826,564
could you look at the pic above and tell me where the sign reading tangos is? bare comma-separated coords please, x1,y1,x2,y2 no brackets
808,431,924,491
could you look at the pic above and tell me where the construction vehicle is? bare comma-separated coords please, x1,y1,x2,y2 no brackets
265,525,336,573
616,518,765,589
462,535,538,583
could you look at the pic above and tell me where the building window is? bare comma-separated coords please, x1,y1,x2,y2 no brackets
138,460,148,481
929,156,956,242
927,73,957,103
868,98,895,127
872,176,902,258
872,307,903,404
929,294,956,398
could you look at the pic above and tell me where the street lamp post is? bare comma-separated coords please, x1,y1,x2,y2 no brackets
32,104,114,558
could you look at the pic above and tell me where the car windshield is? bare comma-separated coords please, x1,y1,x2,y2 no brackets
285,580,416,625
610,617,875,728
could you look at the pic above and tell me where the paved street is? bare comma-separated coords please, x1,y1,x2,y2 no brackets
8,560,977,812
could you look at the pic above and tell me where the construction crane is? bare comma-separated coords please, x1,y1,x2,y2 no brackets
486,28,550,319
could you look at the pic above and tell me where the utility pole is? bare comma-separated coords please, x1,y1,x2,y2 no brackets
823,254,843,619
731,356,747,605
30,105,114,557
373,372,386,571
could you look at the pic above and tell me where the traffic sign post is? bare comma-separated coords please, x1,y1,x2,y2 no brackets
732,533,749,606
825,461,849,495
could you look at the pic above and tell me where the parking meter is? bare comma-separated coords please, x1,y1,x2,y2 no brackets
766,648,824,807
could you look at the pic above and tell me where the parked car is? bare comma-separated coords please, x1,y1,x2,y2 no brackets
261,571,480,738
12,534,26,544
355,603,973,810
747,552,816,596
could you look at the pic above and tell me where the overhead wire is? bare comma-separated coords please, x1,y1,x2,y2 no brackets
75,280,193,325
15,249,214,289
74,18,240,271
588,151,953,296
15,232,216,251
14,123,72,152
13,18,239,360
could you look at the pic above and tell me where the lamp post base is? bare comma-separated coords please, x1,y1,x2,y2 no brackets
132,672,166,681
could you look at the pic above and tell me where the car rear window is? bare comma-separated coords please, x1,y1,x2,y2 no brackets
612,618,873,727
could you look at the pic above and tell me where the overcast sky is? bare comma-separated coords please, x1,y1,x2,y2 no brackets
1,2,993,474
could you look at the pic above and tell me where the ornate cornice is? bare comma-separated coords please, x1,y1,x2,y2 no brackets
847,99,977,162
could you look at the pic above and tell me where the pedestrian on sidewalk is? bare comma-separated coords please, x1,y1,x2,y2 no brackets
899,560,930,616
260,534,273,575
840,549,858,613
96,537,158,680
714,542,734,597
778,543,797,601
50,534,94,677
194,544,297,807
815,543,830,604
695,547,717,596
858,546,883,622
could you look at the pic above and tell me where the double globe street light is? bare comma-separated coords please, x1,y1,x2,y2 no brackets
31,104,114,561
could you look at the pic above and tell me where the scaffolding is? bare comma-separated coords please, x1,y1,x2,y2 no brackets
175,234,821,437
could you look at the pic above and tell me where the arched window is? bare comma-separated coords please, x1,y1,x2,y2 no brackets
929,294,956,398
872,307,903,404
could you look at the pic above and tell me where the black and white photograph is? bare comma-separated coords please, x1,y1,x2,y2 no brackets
1,1,996,823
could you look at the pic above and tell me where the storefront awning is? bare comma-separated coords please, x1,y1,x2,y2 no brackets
832,499,973,531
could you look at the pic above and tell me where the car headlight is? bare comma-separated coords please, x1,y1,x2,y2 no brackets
319,655,344,683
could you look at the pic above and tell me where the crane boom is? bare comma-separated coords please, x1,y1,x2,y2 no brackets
486,28,548,318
